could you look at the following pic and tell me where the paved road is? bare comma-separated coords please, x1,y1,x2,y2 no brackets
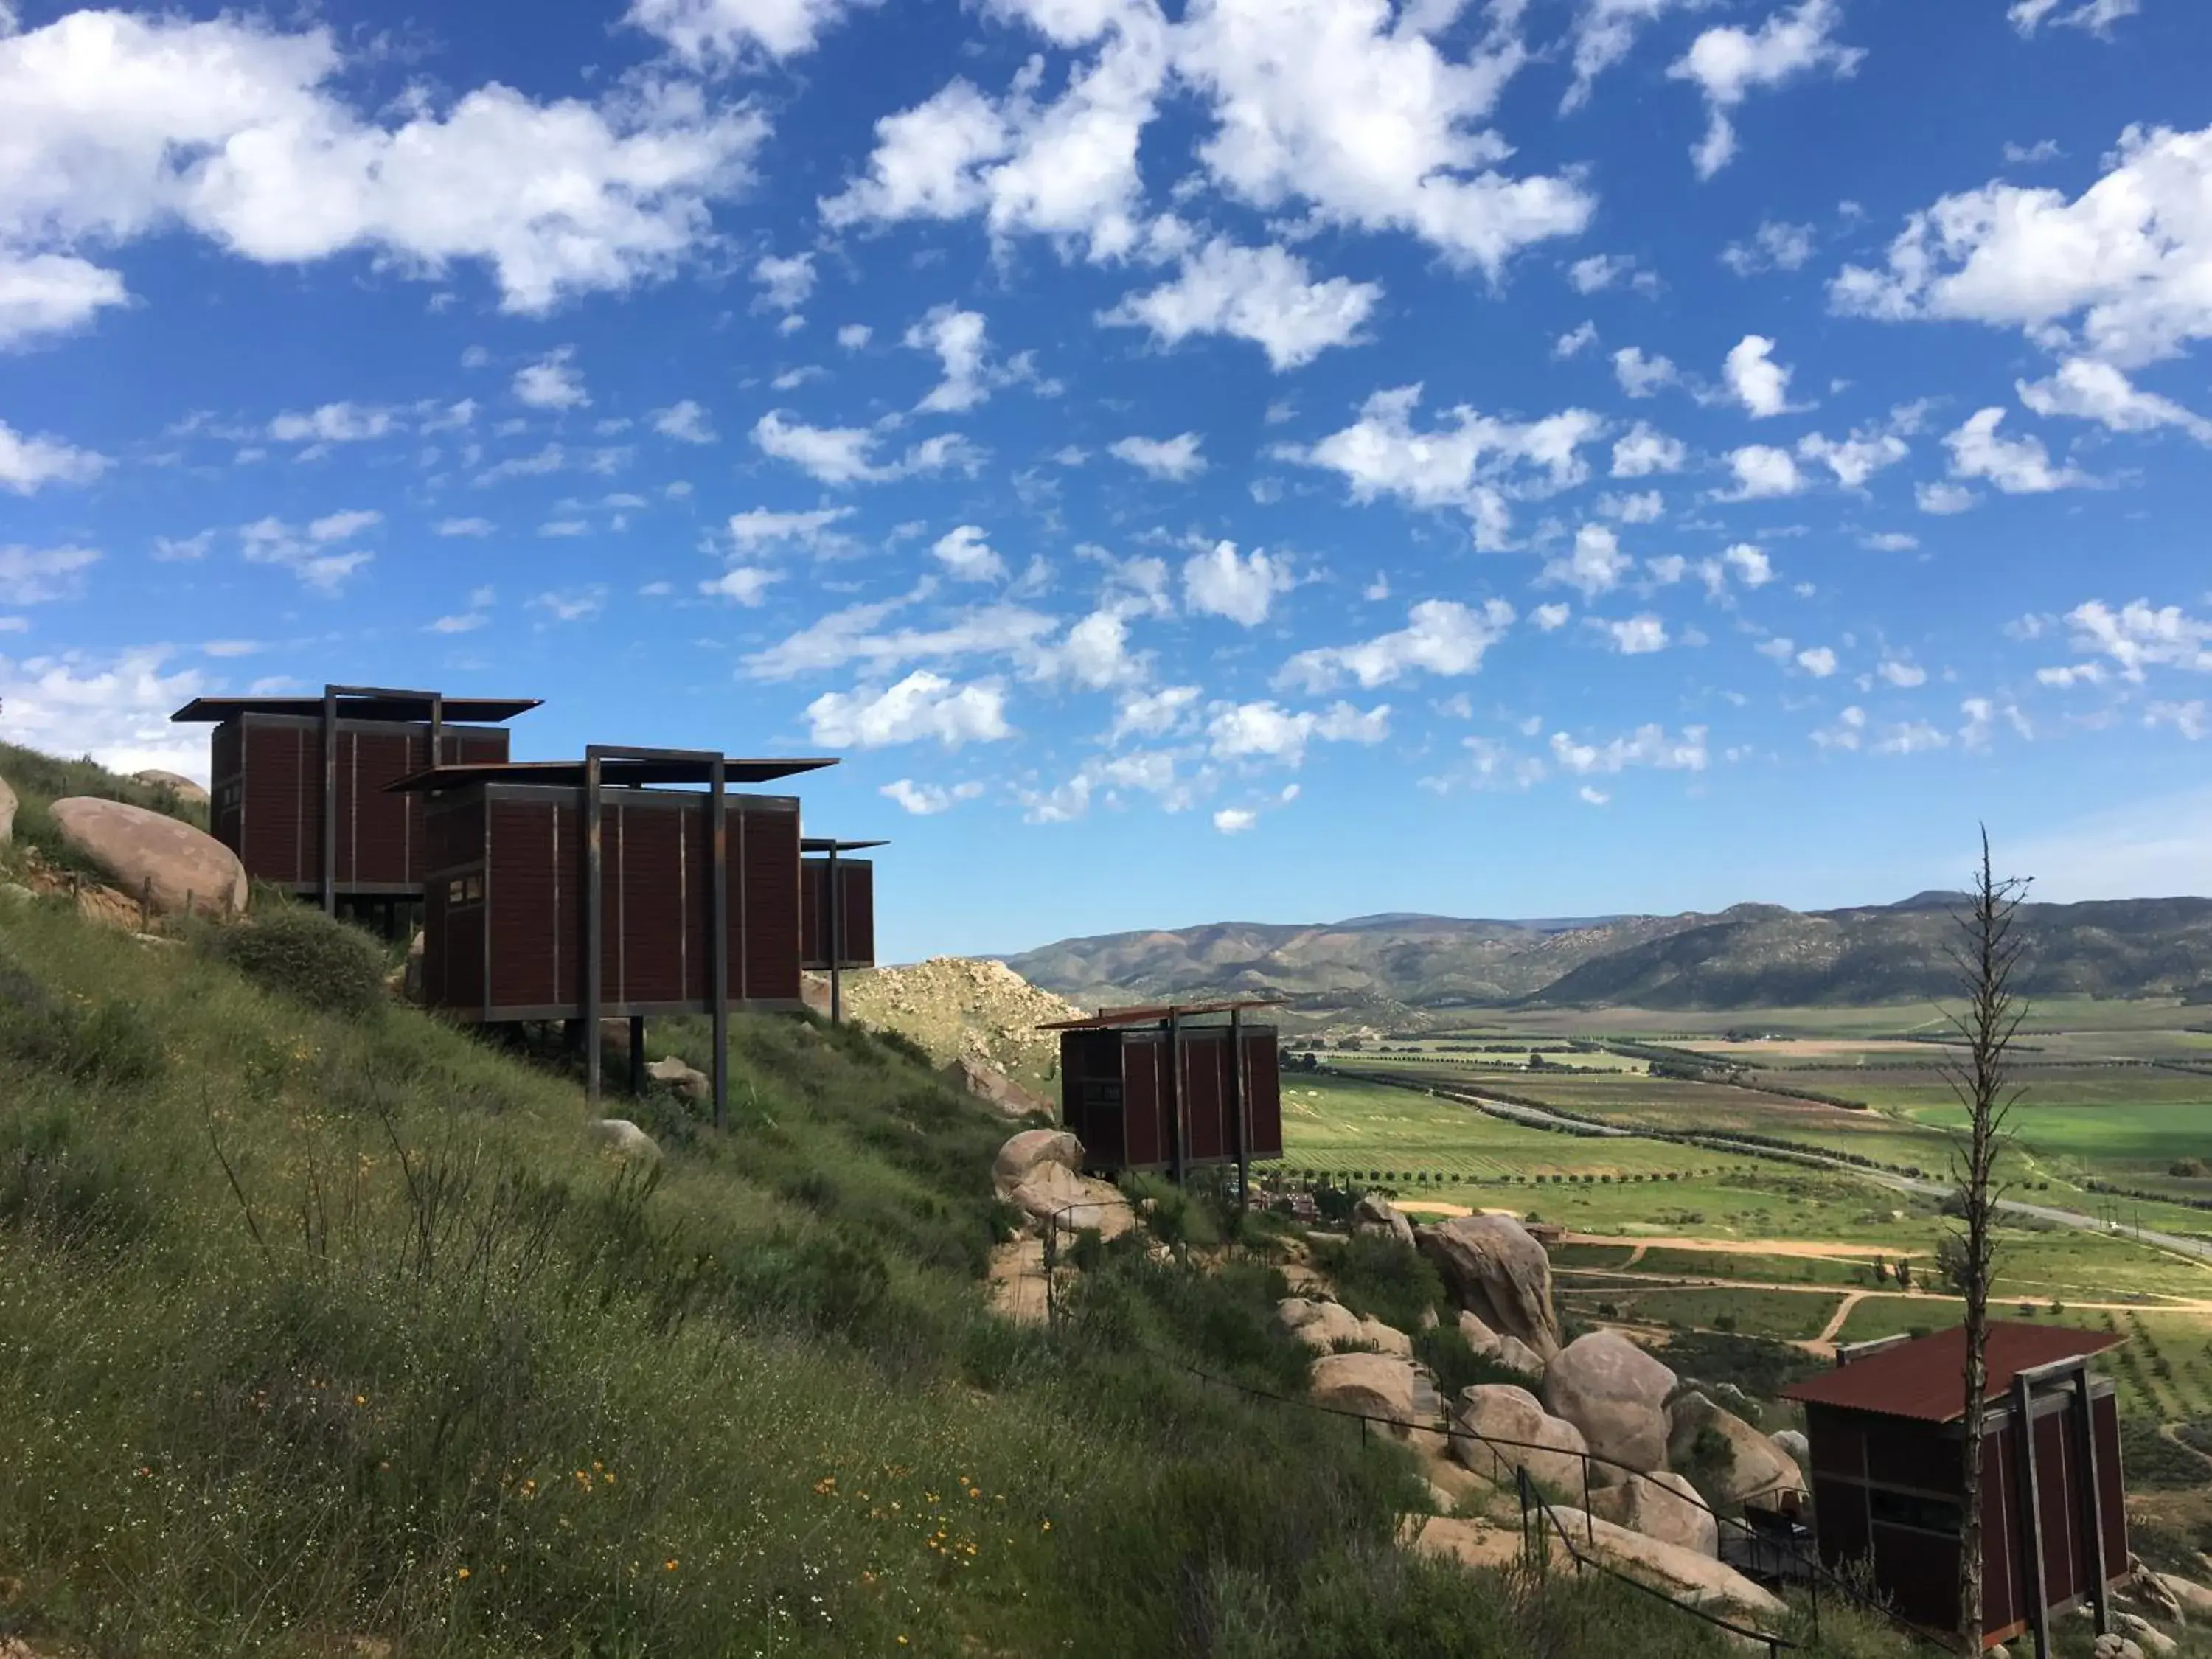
1337,1066,2212,1270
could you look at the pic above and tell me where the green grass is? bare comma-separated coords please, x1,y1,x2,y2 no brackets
1561,1284,1840,1343
1622,1248,1887,1287
0,737,211,882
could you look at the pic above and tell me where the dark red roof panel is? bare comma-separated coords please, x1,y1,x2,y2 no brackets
386,757,838,791
173,695,541,723
1782,1322,2124,1423
1037,998,1281,1032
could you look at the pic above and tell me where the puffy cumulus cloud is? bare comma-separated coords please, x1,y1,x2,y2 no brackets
1722,333,1793,417
1666,0,1863,179
1540,523,1632,599
1211,807,1256,834
0,12,768,332
1720,443,1804,498
931,524,1008,583
751,411,981,484
1181,539,1290,626
1111,681,1200,740
2016,358,2212,443
0,418,107,493
530,585,607,623
1554,319,1599,359
905,305,1041,414
0,646,212,775
1611,420,1687,478
2061,599,2212,682
2008,0,2140,37
1796,426,1908,487
239,510,379,591
1099,236,1380,370
1943,408,2086,493
1286,383,1603,550
1037,607,1146,689
1569,253,1645,294
0,251,128,349
1876,658,1927,688
513,349,589,411
699,566,779,604
1548,722,1708,774
1600,488,1664,523
881,776,987,815
1830,122,2212,369
627,0,872,61
1530,602,1571,632
652,399,717,444
1206,698,1389,766
434,516,495,538
805,670,1012,748
0,544,100,605
2146,700,2208,740
1613,346,1677,397
267,401,394,444
1796,644,1837,677
751,251,815,311
726,504,855,554
1600,613,1668,654
1722,542,1773,586
1917,480,1980,515
1277,598,1516,692
1719,218,1815,275
1562,0,1713,113
742,594,1060,681
1108,431,1206,480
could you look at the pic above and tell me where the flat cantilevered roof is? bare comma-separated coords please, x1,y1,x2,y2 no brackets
1781,1322,2124,1424
386,757,840,792
172,693,542,724
1038,998,1281,1032
802,838,888,852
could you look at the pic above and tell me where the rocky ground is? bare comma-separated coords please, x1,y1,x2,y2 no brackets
810,956,1086,1098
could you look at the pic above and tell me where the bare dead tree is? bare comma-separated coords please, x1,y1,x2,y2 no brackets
1938,828,2031,1656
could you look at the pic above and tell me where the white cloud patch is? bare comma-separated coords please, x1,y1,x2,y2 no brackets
932,524,1008,583
0,251,129,349
1554,320,1599,359
240,510,379,591
2146,700,2208,740
743,595,1059,681
268,402,394,444
1206,698,1390,767
627,0,869,61
1562,0,1711,112
905,305,1035,413
1108,431,1206,480
152,530,214,562
1877,658,1927,688
1531,602,1571,632
1549,722,1709,773
1211,807,1256,834
2062,599,2212,682
1100,236,1380,370
1611,420,1687,478
1541,523,1632,599
1916,480,1980,515
752,251,815,311
1722,333,1793,417
1182,539,1290,626
1278,598,1516,692
700,566,779,605
1601,613,1669,654
1721,443,1804,498
806,670,1012,748
0,647,212,776
513,349,588,411
0,419,108,493
1613,346,1678,397
1944,408,2086,493
727,505,855,554
0,544,100,605
1570,253,1641,293
1112,683,1200,741
882,776,986,815
1796,425,1909,488
1720,219,1815,274
2016,358,2212,443
1667,0,1863,179
652,399,717,444
751,411,980,485
1796,644,1838,677
2008,0,2140,37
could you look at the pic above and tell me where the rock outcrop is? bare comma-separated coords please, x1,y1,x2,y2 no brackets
992,1130,1129,1239
646,1056,711,1103
1310,1352,1423,1433
945,1055,1052,1119
133,770,210,804
1542,1331,1677,1474
1546,1508,1786,1622
1277,1298,1413,1359
1416,1213,1561,1359
1589,1470,1717,1557
583,1119,660,1161
1667,1393,1803,1508
1769,1428,1810,1467
0,772,15,846
1449,1384,1591,1494
49,797,248,917
1354,1193,1415,1249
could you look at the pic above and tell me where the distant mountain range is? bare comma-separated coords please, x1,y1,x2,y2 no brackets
992,894,2212,1020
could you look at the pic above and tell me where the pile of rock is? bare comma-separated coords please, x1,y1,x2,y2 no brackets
41,796,249,923
991,1129,1131,1239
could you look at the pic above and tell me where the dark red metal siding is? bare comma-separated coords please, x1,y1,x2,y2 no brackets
1985,1418,2021,1640
1243,1030,1281,1158
733,801,800,1002
240,716,314,885
335,727,417,885
611,796,692,1006
485,794,578,1015
1868,1417,1960,1495
680,806,709,1006
1060,1030,1127,1165
421,796,487,1015
801,860,877,969
1182,1032,1227,1163
2093,1394,2126,1571
1123,1034,1166,1167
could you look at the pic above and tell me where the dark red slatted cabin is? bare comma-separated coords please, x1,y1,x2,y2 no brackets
1040,1001,1281,1193
1783,1324,2129,1652
394,753,835,1024
172,686,539,904
800,841,881,972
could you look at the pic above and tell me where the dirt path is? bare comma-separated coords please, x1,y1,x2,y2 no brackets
1622,1242,1649,1267
1818,1292,1868,1344
1559,1265,2212,1318
1563,1231,1916,1262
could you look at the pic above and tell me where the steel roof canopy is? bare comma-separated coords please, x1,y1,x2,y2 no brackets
172,692,542,724
803,838,888,852
1038,997,1281,1032
386,757,840,791
1781,1322,2124,1423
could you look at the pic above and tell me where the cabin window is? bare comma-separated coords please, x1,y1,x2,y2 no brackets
445,873,484,908
216,782,243,813
1868,1487,1961,1537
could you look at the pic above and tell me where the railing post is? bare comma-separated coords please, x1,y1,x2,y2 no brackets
1583,1453,1593,1545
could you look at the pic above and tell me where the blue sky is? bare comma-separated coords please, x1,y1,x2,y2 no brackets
4,0,2210,961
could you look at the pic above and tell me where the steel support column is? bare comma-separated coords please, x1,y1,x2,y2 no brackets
2013,1371,2051,1659
709,757,728,1131
321,686,338,916
584,751,605,1113
1228,1006,1248,1210
630,1015,647,1097
2071,1363,2109,1637
827,841,843,1026
1166,1009,1186,1186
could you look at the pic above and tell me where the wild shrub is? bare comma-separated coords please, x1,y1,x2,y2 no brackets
0,981,165,1086
1310,1232,1448,1335
209,902,387,1017
0,1102,159,1249
1413,1323,1536,1401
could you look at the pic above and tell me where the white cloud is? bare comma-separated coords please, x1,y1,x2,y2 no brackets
905,304,1037,413
1561,0,1710,113
1287,384,1603,550
513,349,588,411
268,402,394,444
296,552,372,593
836,323,871,351
1722,333,1793,417
744,595,1059,681
1579,785,1610,806
1719,219,1815,274
2003,138,2063,165
1043,608,1144,689
652,399,717,444
1916,480,1980,515
626,0,867,60
1549,722,1709,773
933,524,1008,583
882,776,986,815
1722,541,1773,586
1279,597,1516,692
2016,358,2212,443
1100,237,1380,370
1570,253,1640,293
529,586,608,623
2008,0,2140,37
308,508,380,542
434,517,495,538
806,670,1012,748
0,647,212,776
1721,443,1804,498
1212,807,1256,834
1613,346,1678,397
2146,700,2208,740
2063,599,2212,682
1541,523,1632,599
1601,489,1664,523
727,505,855,553
1182,539,1290,626
152,530,214,562
751,411,980,485
1611,420,1687,478
239,510,378,590
1206,698,1390,767
0,419,108,493
1831,122,2212,368
700,566,778,605
0,251,128,349
752,251,815,311
1862,531,1919,552
1796,644,1838,677
1554,320,1599,359
1797,426,1908,487
1601,613,1669,654
1531,602,1571,632
538,520,589,538
1667,0,1863,178
1944,408,2085,493
1107,431,1206,481
1877,658,1927,687
0,545,100,605
0,13,766,324
473,443,566,485
1112,683,1200,740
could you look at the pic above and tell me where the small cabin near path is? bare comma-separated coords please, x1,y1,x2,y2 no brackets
1041,1000,1283,1195
171,684,539,926
800,836,883,1026
1782,1322,2128,1654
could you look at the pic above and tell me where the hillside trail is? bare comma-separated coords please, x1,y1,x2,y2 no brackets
1818,1292,1867,1344
1564,1231,1917,1261
1559,1265,2212,1318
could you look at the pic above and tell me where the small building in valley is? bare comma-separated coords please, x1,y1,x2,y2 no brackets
1782,1323,2128,1653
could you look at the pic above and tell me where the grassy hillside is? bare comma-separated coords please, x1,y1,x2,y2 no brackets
1,737,211,880
0,877,1842,1656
